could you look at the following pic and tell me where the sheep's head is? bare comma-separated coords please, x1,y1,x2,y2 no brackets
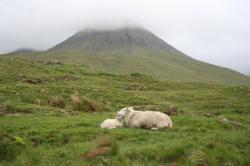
116,107,133,121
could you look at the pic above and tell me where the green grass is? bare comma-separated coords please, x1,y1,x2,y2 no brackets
17,49,250,86
0,57,250,165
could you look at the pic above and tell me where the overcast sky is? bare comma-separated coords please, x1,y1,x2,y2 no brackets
0,0,250,75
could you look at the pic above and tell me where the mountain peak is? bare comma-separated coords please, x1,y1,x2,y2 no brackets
48,26,175,54
77,25,146,33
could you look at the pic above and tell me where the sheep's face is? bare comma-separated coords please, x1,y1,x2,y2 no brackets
116,107,133,121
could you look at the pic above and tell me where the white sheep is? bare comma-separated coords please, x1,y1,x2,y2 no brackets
116,107,173,129
100,119,123,129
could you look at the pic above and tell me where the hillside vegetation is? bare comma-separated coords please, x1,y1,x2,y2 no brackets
4,27,250,85
0,57,250,165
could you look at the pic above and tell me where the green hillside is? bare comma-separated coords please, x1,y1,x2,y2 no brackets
8,27,248,85
0,57,250,165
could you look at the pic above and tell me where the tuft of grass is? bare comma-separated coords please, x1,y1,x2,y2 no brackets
70,95,82,111
70,95,104,112
21,93,35,104
82,96,105,112
188,149,207,165
49,96,65,108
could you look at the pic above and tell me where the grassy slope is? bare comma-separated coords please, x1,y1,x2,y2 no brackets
12,48,250,86
0,57,250,165
4,27,249,85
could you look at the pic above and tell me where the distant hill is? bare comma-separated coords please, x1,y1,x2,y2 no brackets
13,48,38,53
2,48,41,56
2,27,250,85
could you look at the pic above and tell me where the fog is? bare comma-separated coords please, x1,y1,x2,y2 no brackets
0,0,250,75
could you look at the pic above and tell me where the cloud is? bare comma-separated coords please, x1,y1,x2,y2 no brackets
0,0,249,74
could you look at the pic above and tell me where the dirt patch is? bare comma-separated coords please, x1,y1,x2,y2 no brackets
23,79,42,84
82,135,118,160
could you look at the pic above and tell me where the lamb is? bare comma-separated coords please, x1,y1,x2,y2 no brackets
100,119,123,129
116,107,173,129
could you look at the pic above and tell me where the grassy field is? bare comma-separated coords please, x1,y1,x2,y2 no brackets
0,57,250,165
9,49,250,86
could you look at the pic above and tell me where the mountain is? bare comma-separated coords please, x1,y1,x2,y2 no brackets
3,27,250,85
49,27,181,54
2,48,41,56
13,48,38,53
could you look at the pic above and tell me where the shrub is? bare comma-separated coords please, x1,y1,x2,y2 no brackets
49,96,65,108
